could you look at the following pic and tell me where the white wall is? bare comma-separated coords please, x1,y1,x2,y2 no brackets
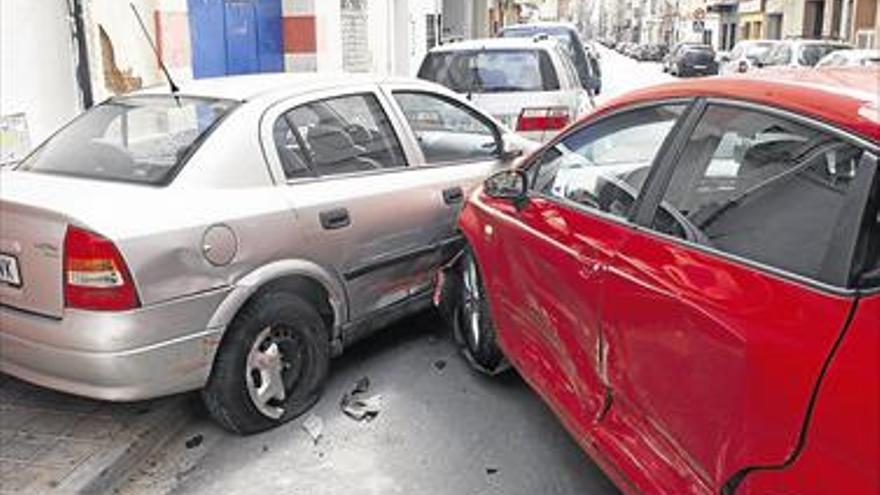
315,0,439,77
316,0,344,72
0,0,82,151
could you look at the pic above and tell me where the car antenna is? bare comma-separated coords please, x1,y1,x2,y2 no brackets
129,3,180,101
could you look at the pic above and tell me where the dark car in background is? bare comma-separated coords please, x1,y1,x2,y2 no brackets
498,22,602,95
662,41,702,72
668,43,718,76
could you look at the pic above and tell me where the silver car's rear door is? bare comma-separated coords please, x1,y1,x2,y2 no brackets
262,85,454,322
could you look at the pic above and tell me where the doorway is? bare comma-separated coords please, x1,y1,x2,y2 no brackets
188,0,284,78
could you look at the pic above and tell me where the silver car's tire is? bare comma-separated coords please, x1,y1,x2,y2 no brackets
202,292,329,435
454,249,506,375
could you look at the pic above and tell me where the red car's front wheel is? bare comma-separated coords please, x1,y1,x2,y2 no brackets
454,249,507,375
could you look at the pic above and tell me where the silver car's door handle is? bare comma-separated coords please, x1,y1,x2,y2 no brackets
443,187,464,205
319,208,351,230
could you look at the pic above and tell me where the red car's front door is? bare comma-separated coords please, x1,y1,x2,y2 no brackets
470,103,689,441
597,103,874,490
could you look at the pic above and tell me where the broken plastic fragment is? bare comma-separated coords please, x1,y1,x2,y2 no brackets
302,414,323,445
340,377,383,421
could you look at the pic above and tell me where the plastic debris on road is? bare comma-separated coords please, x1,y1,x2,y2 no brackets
340,376,383,422
302,414,324,445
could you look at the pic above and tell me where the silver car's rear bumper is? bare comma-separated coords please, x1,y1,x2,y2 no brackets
0,288,230,401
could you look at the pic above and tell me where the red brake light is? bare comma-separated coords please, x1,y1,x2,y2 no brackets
63,226,140,311
516,107,570,132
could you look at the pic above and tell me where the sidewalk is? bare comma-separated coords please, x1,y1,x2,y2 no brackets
0,374,187,494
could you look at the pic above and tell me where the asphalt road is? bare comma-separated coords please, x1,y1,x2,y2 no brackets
120,311,620,495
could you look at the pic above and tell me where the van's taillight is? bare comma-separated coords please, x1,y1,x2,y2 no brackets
516,107,570,132
63,226,140,311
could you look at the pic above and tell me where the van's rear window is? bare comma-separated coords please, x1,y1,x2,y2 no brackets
19,96,237,185
418,49,560,93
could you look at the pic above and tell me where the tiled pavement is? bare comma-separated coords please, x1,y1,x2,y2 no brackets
0,375,185,494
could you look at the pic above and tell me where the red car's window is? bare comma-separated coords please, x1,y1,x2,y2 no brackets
530,104,685,221
649,104,869,285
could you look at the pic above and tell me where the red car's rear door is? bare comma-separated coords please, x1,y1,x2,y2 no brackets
469,102,690,440
598,101,876,490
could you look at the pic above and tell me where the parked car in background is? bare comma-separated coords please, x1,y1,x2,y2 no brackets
438,67,880,495
642,43,668,61
497,22,602,95
668,43,719,76
662,41,704,72
719,39,780,74
0,73,532,435
418,38,592,142
757,39,853,68
816,48,880,67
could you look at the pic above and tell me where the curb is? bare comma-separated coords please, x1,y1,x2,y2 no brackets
53,397,190,495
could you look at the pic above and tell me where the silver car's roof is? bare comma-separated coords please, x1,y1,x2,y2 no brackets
135,73,433,102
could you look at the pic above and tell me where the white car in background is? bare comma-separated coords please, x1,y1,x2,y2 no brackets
719,39,780,74
816,48,880,67
417,37,592,142
757,39,853,68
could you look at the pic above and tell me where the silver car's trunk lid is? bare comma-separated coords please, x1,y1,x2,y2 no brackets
0,188,68,319
0,170,151,318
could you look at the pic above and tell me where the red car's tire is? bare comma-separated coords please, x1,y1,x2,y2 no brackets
454,249,507,375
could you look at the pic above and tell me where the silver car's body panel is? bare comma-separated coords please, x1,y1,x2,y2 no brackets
0,74,533,401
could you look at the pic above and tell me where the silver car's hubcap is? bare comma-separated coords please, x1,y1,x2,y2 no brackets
246,326,299,419
461,257,482,350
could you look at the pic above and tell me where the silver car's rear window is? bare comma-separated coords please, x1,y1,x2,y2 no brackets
19,95,237,185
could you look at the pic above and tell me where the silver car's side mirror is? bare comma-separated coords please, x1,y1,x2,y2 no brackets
498,136,525,161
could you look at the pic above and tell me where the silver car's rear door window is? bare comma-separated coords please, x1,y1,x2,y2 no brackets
272,93,408,179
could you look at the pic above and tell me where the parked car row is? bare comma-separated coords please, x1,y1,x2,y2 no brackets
0,20,876,495
613,40,668,62
720,38,868,74
608,36,863,78
720,38,856,74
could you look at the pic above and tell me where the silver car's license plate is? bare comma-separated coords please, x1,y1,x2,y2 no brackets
0,253,22,287
694,65,707,70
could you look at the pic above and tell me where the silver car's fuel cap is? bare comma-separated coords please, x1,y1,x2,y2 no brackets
202,224,238,267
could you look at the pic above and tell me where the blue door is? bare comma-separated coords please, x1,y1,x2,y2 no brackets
224,1,260,74
188,0,283,78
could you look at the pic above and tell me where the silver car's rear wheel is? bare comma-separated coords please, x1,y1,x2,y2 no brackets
203,292,329,435
245,325,306,419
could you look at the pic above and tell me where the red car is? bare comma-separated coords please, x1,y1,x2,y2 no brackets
438,68,879,494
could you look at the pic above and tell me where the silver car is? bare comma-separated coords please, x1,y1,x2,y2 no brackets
0,74,531,433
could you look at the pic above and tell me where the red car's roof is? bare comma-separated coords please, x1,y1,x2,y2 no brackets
597,67,880,142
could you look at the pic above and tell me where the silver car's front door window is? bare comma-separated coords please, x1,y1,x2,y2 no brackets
388,89,510,236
